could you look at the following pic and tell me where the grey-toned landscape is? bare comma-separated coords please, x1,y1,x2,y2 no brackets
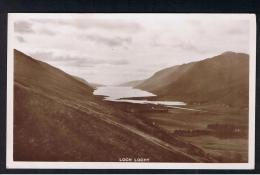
12,14,250,162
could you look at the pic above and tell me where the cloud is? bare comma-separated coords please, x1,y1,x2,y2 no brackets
29,51,54,60
28,51,129,67
12,14,250,85
226,28,248,35
109,59,129,65
14,20,57,36
173,42,198,51
14,21,34,34
38,28,56,36
150,35,165,47
16,36,26,43
170,37,210,54
55,56,130,67
81,34,132,47
31,18,143,33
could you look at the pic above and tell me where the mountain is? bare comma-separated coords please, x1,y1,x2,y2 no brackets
14,49,212,162
73,76,102,89
136,52,249,106
119,79,145,87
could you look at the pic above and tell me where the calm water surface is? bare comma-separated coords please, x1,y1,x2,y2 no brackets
93,86,185,106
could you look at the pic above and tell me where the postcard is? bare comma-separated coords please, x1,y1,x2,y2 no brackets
6,13,256,169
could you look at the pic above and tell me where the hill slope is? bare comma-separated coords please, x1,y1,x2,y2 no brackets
136,52,249,106
73,75,102,89
14,49,213,162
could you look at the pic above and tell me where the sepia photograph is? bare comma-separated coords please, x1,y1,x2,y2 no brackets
6,13,256,169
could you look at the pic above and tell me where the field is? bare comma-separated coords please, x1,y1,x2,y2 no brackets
105,101,249,162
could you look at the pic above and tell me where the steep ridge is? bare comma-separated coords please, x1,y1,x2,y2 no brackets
14,49,213,162
136,52,249,106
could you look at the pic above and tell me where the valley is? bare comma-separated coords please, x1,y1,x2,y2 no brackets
13,49,249,163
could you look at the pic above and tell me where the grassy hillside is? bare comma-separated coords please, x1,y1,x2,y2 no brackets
14,49,214,162
136,52,249,107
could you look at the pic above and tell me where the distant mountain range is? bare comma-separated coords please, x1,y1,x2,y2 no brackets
129,51,248,106
119,79,145,87
14,49,209,162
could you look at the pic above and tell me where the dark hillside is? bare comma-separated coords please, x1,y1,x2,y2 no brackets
137,52,249,107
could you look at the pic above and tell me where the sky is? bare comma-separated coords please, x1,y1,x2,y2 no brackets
10,13,251,85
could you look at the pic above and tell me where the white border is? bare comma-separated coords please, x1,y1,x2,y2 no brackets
6,13,256,169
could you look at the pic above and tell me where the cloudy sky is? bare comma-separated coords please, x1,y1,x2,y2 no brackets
10,13,251,85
